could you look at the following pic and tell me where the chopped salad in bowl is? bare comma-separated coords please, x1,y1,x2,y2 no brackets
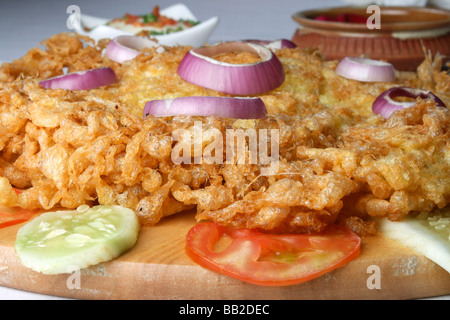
77,3,219,47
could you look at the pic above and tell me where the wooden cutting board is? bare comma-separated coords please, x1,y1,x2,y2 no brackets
0,209,449,300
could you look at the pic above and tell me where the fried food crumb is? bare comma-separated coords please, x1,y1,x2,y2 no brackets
0,33,449,235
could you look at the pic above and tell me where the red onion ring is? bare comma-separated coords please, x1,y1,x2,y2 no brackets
336,57,396,82
39,67,118,90
244,39,297,50
105,35,163,63
143,96,267,119
177,41,285,95
372,87,447,119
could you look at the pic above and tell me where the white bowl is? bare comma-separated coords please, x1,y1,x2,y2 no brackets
77,3,219,47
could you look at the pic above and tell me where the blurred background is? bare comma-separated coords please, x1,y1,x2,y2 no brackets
1,0,448,62
0,0,333,61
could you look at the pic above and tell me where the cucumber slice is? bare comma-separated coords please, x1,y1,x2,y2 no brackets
15,205,140,275
379,208,450,273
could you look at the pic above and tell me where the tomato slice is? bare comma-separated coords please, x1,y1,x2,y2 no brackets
0,206,37,229
185,221,361,286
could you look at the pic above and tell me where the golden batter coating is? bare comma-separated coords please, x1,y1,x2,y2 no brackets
0,33,448,235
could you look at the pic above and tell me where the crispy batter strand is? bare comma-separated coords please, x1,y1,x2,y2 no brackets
0,33,449,235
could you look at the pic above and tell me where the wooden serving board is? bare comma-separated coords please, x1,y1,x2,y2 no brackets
0,209,449,300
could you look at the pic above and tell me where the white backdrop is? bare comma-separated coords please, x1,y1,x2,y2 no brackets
1,0,341,62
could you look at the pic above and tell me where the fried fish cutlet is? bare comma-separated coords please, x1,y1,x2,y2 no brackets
0,33,449,235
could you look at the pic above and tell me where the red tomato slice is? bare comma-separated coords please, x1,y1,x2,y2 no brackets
185,221,361,286
0,206,37,229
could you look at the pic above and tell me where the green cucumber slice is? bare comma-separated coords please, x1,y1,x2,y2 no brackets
15,205,140,275
379,208,450,273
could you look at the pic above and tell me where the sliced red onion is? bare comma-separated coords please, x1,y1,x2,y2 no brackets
39,67,118,90
177,41,285,95
244,39,297,50
372,87,447,119
105,35,164,63
143,96,267,119
336,57,396,82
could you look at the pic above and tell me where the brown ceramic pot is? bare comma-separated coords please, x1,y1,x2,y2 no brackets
291,6,450,71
